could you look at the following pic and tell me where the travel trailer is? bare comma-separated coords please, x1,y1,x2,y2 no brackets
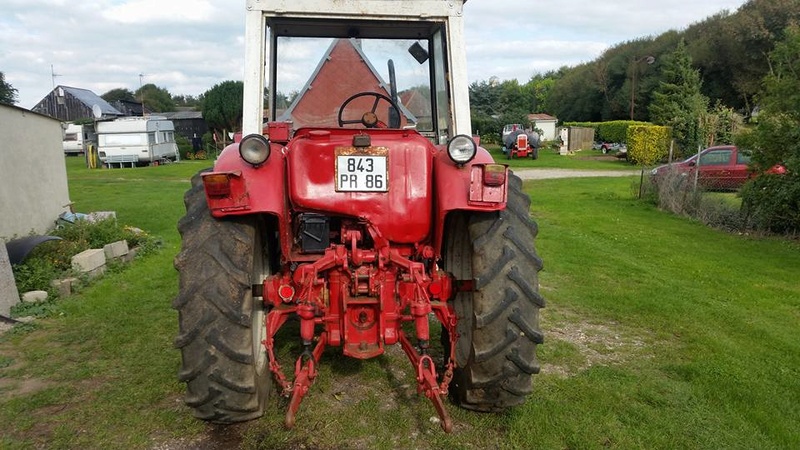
96,116,179,166
62,123,86,155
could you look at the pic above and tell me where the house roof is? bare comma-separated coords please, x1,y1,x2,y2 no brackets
528,113,557,122
278,38,416,127
58,86,123,116
161,110,203,120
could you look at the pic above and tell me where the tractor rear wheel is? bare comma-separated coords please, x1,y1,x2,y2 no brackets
173,171,273,423
444,172,545,411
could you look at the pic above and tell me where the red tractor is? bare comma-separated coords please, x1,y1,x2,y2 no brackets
174,0,544,433
504,128,541,160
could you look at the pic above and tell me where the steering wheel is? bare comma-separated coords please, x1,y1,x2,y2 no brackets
337,92,402,128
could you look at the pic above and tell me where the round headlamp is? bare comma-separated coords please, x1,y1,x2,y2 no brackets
447,134,478,164
239,134,271,166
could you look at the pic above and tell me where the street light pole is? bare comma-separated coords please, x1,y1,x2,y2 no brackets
629,55,655,120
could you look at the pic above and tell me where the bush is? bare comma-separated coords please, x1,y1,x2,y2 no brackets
740,173,800,234
627,125,671,166
564,120,650,143
176,135,192,160
11,218,160,302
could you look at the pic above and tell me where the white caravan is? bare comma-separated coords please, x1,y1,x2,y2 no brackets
62,123,86,155
96,116,179,166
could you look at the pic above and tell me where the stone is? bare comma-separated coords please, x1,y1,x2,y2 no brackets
22,290,48,303
86,211,116,223
71,248,106,273
103,240,129,260
122,246,139,264
0,242,21,317
51,277,77,298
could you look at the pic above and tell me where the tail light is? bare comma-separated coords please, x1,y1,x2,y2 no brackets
203,173,234,197
483,164,506,186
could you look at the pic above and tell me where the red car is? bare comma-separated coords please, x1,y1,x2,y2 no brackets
650,145,783,190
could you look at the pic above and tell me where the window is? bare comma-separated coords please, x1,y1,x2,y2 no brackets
699,149,732,166
736,150,752,164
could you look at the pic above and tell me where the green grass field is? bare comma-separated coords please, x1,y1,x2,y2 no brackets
1,157,798,449
484,143,636,170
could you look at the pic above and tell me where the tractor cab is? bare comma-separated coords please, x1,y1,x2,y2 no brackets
242,1,472,144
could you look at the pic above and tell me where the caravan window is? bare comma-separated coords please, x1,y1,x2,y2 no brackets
100,134,147,146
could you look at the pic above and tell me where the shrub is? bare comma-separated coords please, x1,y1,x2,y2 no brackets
740,173,800,234
12,258,59,294
11,218,160,303
627,125,671,166
564,120,650,143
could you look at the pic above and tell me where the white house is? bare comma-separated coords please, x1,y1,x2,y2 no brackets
528,113,558,141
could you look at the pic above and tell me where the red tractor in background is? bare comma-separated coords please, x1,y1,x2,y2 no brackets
173,0,544,433
504,127,541,159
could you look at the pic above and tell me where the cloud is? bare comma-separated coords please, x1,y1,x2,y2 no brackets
101,0,217,24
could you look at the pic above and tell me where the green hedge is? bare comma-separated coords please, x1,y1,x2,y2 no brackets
564,120,651,143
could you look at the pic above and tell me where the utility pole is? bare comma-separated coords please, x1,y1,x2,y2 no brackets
629,55,655,120
139,73,146,116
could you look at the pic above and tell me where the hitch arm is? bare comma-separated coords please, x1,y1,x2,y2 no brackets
398,331,453,433
285,332,328,429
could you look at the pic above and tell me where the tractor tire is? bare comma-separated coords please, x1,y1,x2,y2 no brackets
173,170,273,423
444,172,545,412
531,148,539,160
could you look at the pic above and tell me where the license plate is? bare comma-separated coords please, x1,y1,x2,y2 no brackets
335,147,388,192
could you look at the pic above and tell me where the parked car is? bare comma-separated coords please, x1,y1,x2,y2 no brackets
650,145,785,190
594,141,627,156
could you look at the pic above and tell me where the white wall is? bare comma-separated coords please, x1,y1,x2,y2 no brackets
0,104,71,240
533,119,558,141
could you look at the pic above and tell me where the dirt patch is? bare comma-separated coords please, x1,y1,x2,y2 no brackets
541,309,652,378
0,376,54,399
151,423,248,450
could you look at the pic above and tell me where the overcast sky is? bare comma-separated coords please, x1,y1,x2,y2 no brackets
2,0,747,109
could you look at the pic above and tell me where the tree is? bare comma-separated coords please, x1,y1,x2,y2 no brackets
648,39,708,156
202,80,244,134
135,83,175,112
737,24,800,234
172,94,201,108
0,72,18,105
101,88,136,104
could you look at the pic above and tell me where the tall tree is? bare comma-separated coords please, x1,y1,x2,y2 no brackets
739,24,800,170
135,83,175,112
202,80,244,133
101,88,136,104
737,24,800,234
0,72,18,105
648,39,708,155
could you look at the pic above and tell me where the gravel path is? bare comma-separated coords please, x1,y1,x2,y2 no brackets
513,168,640,180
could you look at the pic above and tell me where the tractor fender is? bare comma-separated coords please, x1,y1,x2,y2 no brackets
204,142,287,222
5,235,63,265
432,145,507,254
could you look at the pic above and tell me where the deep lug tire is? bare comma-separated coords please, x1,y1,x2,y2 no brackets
173,171,272,423
444,172,545,412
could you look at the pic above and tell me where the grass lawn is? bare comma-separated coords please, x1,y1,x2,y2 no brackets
483,143,636,171
1,157,798,449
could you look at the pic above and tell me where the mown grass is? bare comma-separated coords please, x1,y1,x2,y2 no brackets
0,157,798,449
483,143,636,170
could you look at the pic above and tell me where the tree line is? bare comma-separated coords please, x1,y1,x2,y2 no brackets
469,0,800,145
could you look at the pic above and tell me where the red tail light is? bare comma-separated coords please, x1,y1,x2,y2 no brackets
483,164,507,186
